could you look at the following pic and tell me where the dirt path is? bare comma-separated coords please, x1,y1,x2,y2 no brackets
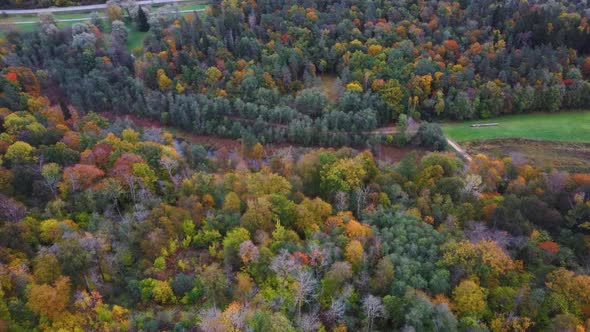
446,138,472,163
102,112,422,163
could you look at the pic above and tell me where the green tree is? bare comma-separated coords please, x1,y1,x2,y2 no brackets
414,123,447,151
222,227,250,267
379,80,406,119
136,6,150,32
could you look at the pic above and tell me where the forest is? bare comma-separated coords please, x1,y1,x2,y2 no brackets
2,0,590,146
0,0,589,331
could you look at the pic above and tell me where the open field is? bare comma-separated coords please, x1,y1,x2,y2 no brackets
442,111,590,143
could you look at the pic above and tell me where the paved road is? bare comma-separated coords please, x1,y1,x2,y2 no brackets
2,8,205,25
1,0,192,15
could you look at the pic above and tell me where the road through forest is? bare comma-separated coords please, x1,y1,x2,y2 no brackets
1,0,193,14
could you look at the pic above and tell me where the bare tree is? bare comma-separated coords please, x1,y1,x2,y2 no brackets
0,194,26,222
363,294,384,332
122,173,139,204
334,191,349,212
298,311,320,332
294,270,317,321
198,308,225,332
270,250,300,307
355,185,371,216
463,174,482,196
41,163,61,198
325,287,352,325
270,250,300,281
159,156,181,189
238,240,259,264
223,302,248,331
546,170,568,193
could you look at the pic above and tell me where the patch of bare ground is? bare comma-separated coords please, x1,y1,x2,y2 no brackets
319,74,339,102
462,138,590,172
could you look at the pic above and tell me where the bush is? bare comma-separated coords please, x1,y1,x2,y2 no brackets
171,273,195,296
414,123,447,151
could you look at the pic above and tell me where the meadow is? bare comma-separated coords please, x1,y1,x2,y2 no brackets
442,110,590,142
442,111,590,171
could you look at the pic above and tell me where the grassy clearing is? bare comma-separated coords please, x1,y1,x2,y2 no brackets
127,25,148,52
442,111,590,143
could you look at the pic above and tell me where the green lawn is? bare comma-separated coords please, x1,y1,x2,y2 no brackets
127,24,148,52
442,111,590,143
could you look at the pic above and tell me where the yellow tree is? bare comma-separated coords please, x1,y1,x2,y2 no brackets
241,197,274,234
157,69,173,91
452,279,487,318
27,276,71,323
33,252,62,284
295,197,332,234
206,67,223,87
223,192,241,213
346,81,364,92
442,240,520,284
345,239,364,268
5,141,35,164
546,268,590,319
106,4,124,22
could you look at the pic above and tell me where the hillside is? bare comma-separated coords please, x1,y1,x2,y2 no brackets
0,0,589,330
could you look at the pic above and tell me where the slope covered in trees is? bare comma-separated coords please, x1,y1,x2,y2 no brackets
2,0,590,146
1,0,590,330
0,68,589,331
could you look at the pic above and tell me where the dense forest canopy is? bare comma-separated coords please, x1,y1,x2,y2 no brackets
0,76,589,330
2,0,590,146
0,0,590,331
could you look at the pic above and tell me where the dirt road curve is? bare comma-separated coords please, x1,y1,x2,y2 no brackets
446,138,472,163
1,0,191,14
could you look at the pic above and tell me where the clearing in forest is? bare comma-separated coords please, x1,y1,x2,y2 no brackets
443,110,590,171
442,110,590,142
319,74,339,102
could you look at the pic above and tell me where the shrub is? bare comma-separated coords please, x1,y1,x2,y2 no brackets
414,123,447,151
